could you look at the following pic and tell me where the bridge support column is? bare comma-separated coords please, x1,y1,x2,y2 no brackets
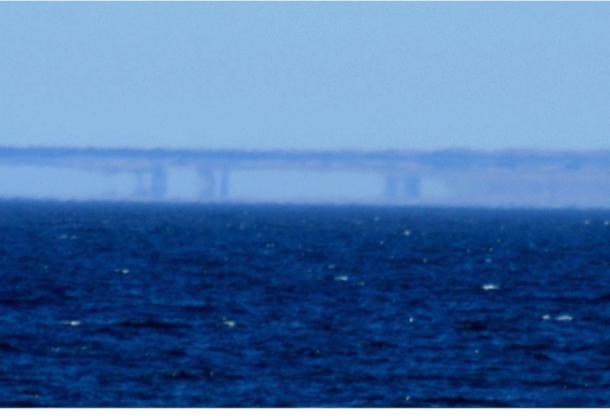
384,173,421,203
197,168,216,201
384,173,400,202
197,167,230,202
403,175,421,200
150,166,168,200
134,172,147,198
132,167,167,200
219,169,230,201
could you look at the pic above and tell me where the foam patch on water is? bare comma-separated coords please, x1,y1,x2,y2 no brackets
542,314,573,321
222,319,236,328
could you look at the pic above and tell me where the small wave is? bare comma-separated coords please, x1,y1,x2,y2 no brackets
298,347,322,358
116,319,188,330
179,303,213,314
456,320,488,332
368,340,395,350
419,396,511,407
597,293,610,301
161,370,214,381
0,296,52,307
0,342,18,353
5,400,39,407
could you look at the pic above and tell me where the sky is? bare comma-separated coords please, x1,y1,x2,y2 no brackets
1,2,610,151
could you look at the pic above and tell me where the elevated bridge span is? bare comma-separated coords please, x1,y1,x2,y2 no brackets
0,147,609,206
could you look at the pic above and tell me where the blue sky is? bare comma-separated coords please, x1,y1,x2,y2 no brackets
1,2,609,151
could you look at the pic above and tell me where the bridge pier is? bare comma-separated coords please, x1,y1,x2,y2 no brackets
150,166,167,200
197,168,215,201
384,173,400,201
219,169,230,200
197,168,230,202
384,172,421,203
403,175,421,200
133,167,168,200
134,172,147,198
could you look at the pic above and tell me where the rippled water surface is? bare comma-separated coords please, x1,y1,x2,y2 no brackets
2,201,610,407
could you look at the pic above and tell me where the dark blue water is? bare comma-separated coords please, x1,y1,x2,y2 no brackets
2,201,610,407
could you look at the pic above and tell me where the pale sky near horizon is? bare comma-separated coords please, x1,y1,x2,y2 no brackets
1,2,610,151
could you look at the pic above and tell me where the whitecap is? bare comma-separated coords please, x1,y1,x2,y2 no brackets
223,319,236,328
542,314,551,320
482,284,499,291
403,229,412,237
334,275,349,282
63,320,81,326
556,314,573,321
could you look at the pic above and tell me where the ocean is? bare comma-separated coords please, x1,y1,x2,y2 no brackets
1,201,609,407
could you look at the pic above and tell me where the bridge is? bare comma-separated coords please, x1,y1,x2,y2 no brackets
1,147,610,206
